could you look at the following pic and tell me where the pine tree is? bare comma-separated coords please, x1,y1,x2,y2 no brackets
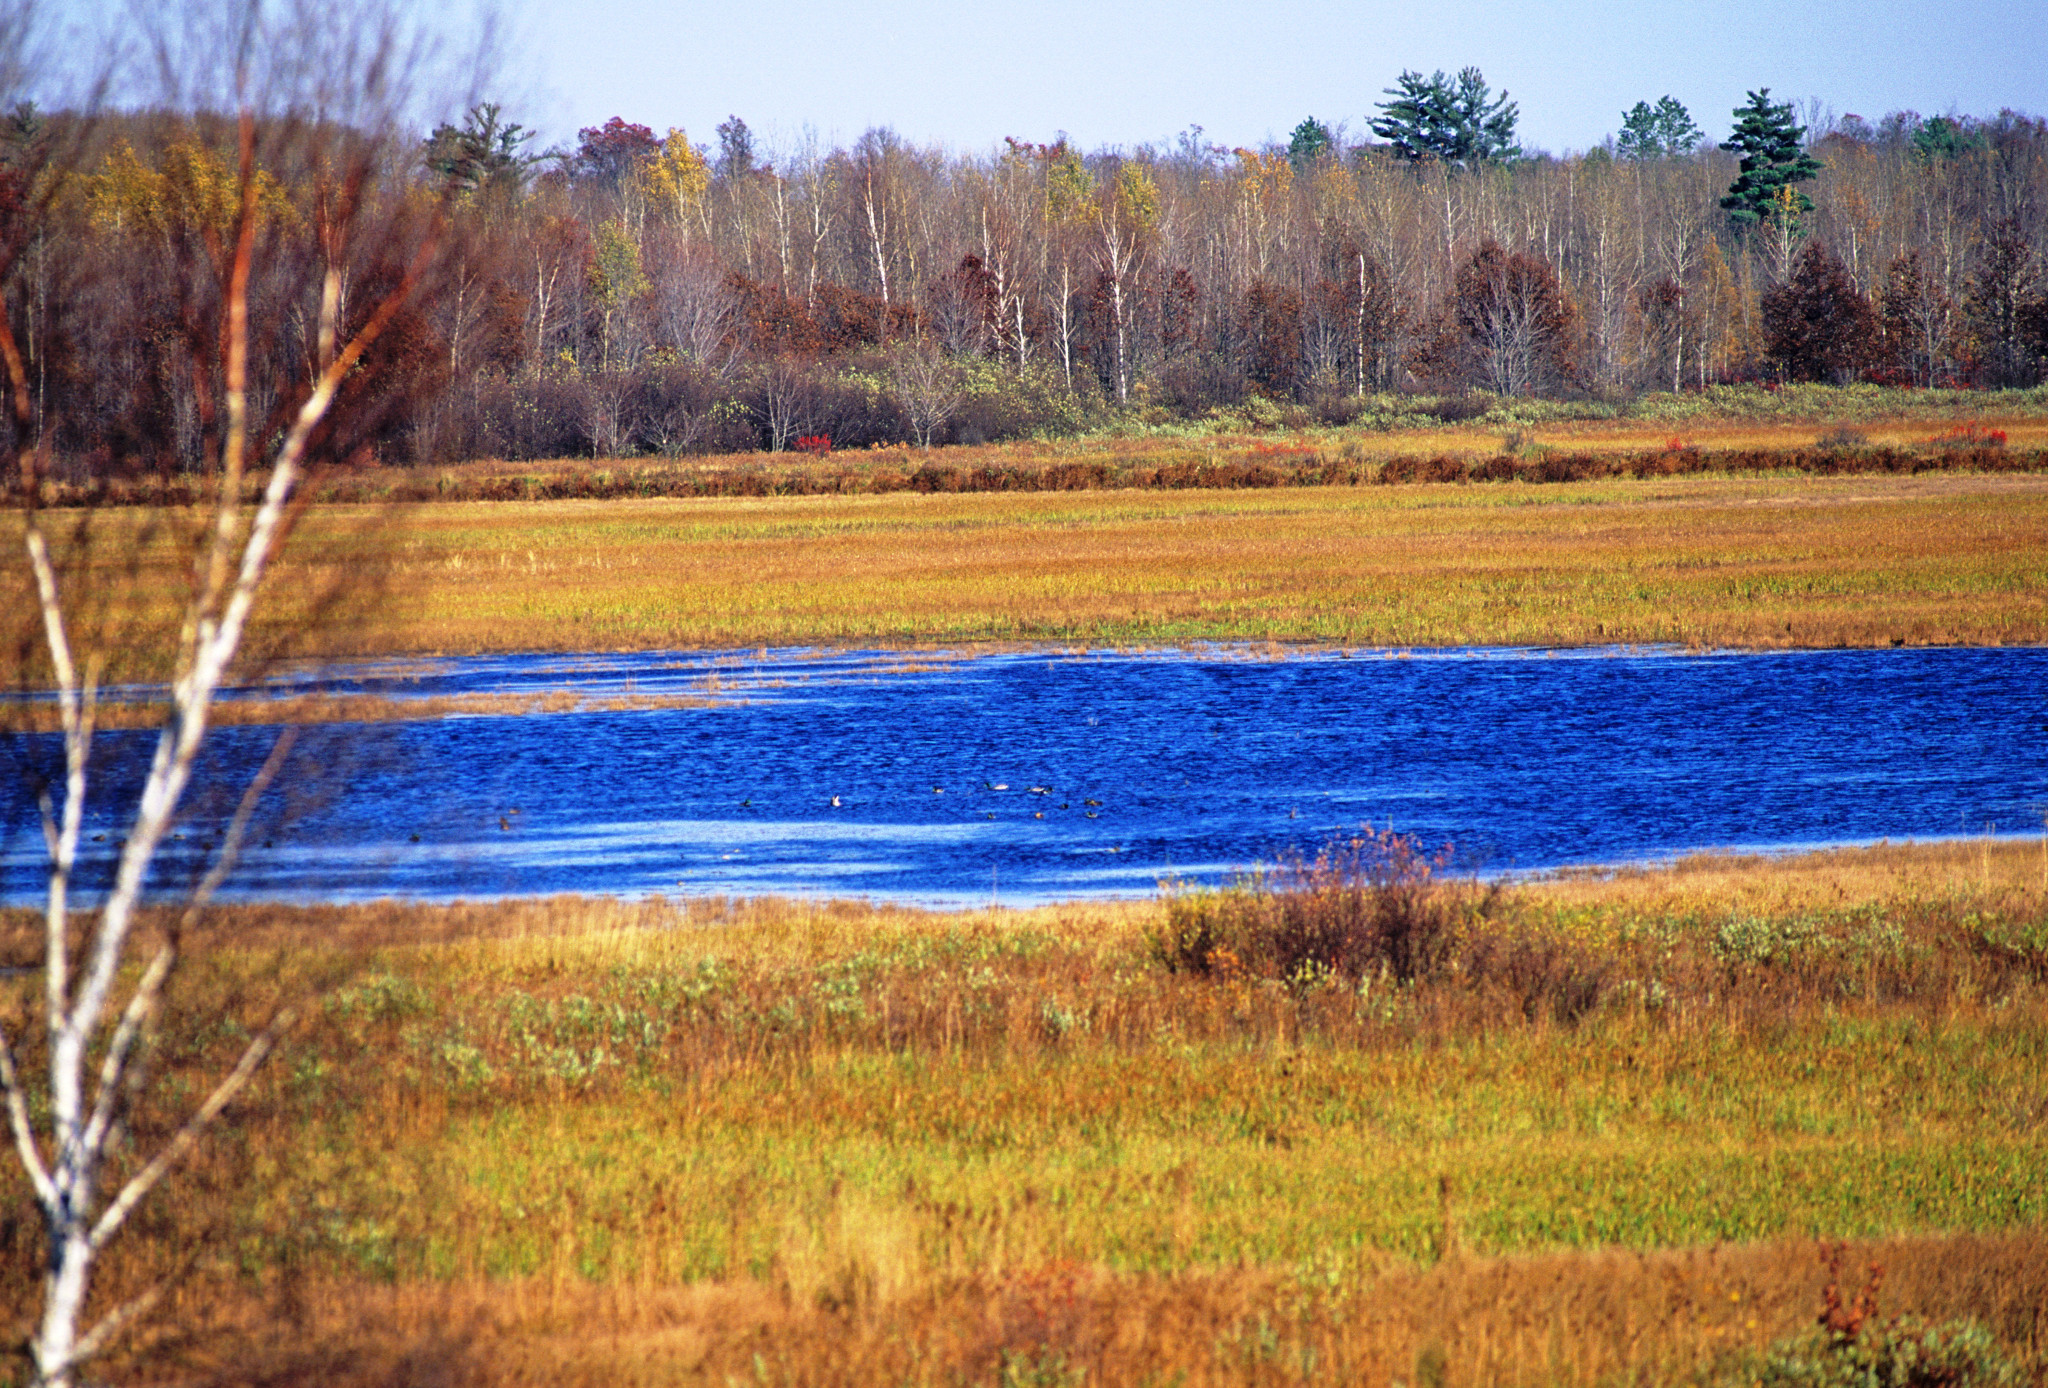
1287,117,1333,171
424,103,546,201
1617,96,1704,159
1370,68,1518,170
1911,115,1985,163
1719,89,1822,231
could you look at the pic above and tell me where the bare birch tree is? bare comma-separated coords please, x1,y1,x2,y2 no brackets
889,343,963,449
0,3,470,1382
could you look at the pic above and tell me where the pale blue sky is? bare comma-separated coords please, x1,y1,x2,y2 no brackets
510,0,2048,157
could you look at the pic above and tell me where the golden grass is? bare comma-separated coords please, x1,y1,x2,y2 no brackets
12,471,2043,681
1411,413,2048,456
1,689,736,731
5,841,2046,1384
105,1232,2048,1387
308,472,2048,654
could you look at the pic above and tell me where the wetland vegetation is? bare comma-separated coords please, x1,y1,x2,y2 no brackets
7,390,2048,1384
11,465,2046,685
4,839,2045,1384
9,13,2048,1383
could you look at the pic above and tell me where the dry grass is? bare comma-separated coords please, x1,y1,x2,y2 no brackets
96,1232,2048,1387
1,689,735,731
3,840,2046,1384
312,472,2048,655
11,471,2043,681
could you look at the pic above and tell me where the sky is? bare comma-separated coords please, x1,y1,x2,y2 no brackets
506,0,2048,159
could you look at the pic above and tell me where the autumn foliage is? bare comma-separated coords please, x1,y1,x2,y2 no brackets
5,103,2048,466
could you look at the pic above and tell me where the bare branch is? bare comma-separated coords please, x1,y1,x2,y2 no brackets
90,1012,291,1252
49,127,436,1238
62,254,421,1081
23,529,77,726
24,528,89,1031
188,725,297,918
74,943,172,1172
79,728,297,1164
198,109,264,646
44,1280,169,1383
0,294,35,450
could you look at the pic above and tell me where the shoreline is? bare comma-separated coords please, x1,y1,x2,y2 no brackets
8,637,2046,716
15,833,2044,916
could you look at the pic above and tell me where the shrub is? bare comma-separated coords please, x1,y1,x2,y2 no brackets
1720,1243,2025,1387
1742,1319,2024,1387
1151,830,1473,984
1462,930,1614,1024
1928,423,2007,450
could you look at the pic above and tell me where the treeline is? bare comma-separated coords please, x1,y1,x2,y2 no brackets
5,94,2048,469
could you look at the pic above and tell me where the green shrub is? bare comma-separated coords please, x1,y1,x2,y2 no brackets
1733,1317,2021,1387
1720,1243,2026,1387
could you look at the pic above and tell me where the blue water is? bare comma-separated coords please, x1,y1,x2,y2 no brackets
6,646,2045,907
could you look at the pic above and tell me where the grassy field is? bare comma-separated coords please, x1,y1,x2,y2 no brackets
7,390,2046,1383
4,839,2046,1385
13,471,2046,684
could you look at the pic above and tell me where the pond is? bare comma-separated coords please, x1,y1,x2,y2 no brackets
6,645,2046,907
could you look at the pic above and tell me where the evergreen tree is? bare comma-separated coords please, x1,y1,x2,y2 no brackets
1911,115,1986,162
1719,89,1822,231
1617,96,1704,159
424,103,547,201
1370,68,1518,169
1287,117,1333,171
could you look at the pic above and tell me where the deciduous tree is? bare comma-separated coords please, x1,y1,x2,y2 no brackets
1963,216,2044,386
1450,239,1577,395
647,129,711,240
889,342,963,448
1762,239,1877,382
574,116,659,191
1878,249,1954,386
1090,161,1157,402
2,2,474,1382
